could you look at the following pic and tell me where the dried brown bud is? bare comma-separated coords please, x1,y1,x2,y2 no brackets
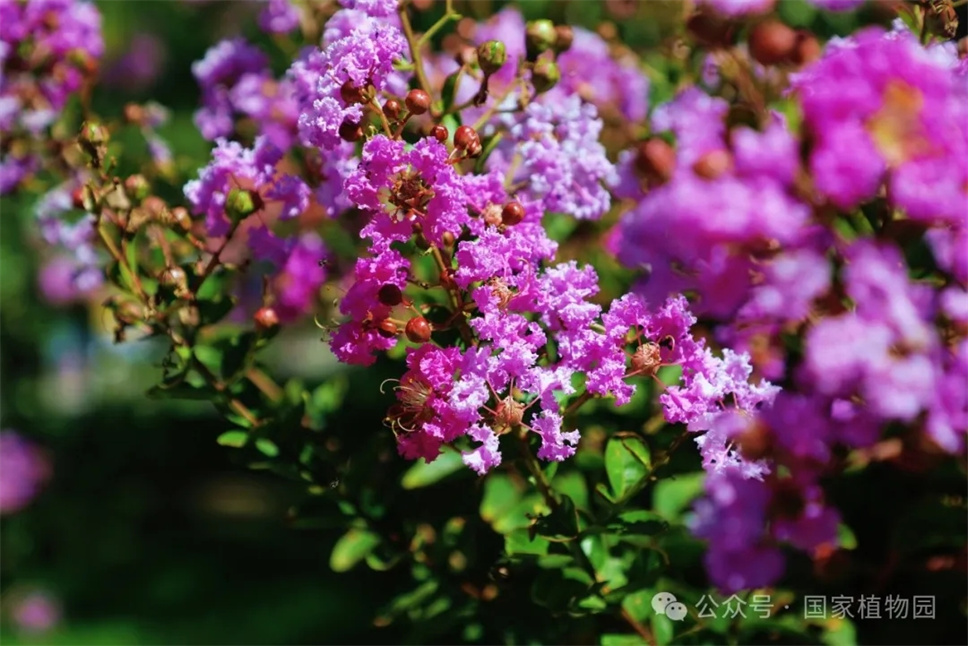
123,103,144,125
124,174,150,202
749,20,798,67
630,342,662,375
170,207,192,232
254,307,280,332
405,316,432,343
405,89,431,115
495,396,525,429
501,201,525,226
442,231,456,247
482,203,503,228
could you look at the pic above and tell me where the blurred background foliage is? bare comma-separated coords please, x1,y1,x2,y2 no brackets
1,1,966,645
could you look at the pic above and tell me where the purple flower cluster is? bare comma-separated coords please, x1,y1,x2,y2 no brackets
791,24,968,224
617,22,968,593
0,431,51,514
290,2,408,152
0,0,103,193
489,96,616,220
33,180,104,297
192,38,298,149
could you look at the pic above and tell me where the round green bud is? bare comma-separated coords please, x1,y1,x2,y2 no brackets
531,58,560,94
226,187,261,222
476,40,507,76
525,20,557,59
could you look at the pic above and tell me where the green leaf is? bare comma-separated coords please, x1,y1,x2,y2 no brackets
530,567,594,612
196,295,236,326
837,523,858,550
329,528,381,572
216,430,248,448
505,529,550,556
822,618,857,646
605,435,651,500
146,381,216,401
218,332,257,381
601,634,647,646
651,613,676,646
609,510,669,536
621,589,653,623
401,450,464,489
255,438,279,458
533,494,580,540
652,473,705,521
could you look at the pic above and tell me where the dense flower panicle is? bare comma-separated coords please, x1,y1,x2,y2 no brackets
345,135,472,247
271,233,328,322
790,25,968,224
0,0,103,193
184,136,309,236
0,431,51,514
292,15,408,151
491,96,616,220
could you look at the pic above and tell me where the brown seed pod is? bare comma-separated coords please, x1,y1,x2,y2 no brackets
454,125,480,151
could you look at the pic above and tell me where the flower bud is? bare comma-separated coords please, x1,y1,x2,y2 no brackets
159,266,187,291
686,11,737,49
530,58,560,94
340,79,365,105
254,306,280,332
792,30,821,66
71,186,86,210
495,396,525,429
430,124,448,142
553,25,574,53
455,45,477,67
124,174,150,202
226,187,262,222
482,204,503,227
692,149,733,180
405,89,431,115
378,283,404,306
80,120,109,146
959,37,968,59
748,20,797,66
526,20,557,59
339,119,363,142
123,103,144,124
170,207,192,232
501,201,525,226
441,231,456,247
377,319,399,338
634,138,676,184
476,40,507,75
454,125,481,157
405,316,432,343
383,99,402,120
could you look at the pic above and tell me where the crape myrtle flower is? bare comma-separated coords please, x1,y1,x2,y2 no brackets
0,431,51,515
291,4,408,152
258,0,301,34
790,23,968,224
0,0,103,193
184,136,310,237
